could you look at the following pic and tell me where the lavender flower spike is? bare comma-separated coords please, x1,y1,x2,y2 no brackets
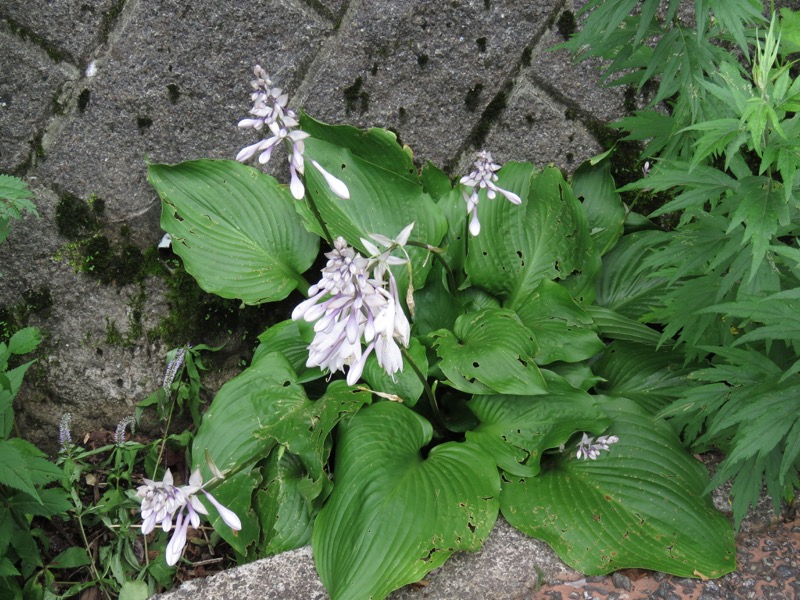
576,432,620,460
460,150,522,236
237,65,349,200
58,413,73,450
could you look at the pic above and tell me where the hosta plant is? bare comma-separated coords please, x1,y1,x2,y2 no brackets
144,66,736,598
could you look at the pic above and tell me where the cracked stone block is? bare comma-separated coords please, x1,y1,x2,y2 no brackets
467,75,603,175
0,22,75,173
35,0,333,246
299,0,562,172
1,0,122,66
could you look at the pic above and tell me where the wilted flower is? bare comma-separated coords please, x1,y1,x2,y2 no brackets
292,225,414,385
114,416,135,446
460,150,522,236
575,432,620,460
58,413,73,450
137,468,242,566
236,65,349,201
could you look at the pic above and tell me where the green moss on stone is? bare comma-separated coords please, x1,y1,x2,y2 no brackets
557,10,577,40
56,193,100,239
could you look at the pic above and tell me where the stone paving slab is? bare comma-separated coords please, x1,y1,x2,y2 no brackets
1,0,123,66
0,21,76,173
299,0,563,172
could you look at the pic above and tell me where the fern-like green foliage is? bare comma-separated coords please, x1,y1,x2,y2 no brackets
0,175,37,246
568,3,800,524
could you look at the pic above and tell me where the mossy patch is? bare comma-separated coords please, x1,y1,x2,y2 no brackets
556,10,577,41
151,262,288,348
0,286,53,342
470,87,508,148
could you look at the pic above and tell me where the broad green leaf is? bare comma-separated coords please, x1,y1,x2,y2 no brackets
10,488,71,517
571,159,626,256
592,341,694,414
0,439,62,503
512,280,604,364
466,165,593,303
150,159,318,304
255,448,318,555
430,308,547,395
313,402,500,600
301,135,446,295
586,306,663,346
49,547,91,569
501,397,735,579
7,328,41,356
421,160,452,200
193,352,370,555
119,580,149,600
254,319,323,383
1,360,36,438
363,337,428,406
467,372,610,477
410,263,465,336
595,231,669,321
300,114,418,183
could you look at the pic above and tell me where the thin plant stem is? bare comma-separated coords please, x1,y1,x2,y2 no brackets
73,501,114,600
400,345,445,437
406,240,458,295
152,388,177,480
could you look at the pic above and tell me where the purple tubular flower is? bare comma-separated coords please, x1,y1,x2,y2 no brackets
236,65,349,201
136,468,241,566
576,432,620,460
459,150,522,236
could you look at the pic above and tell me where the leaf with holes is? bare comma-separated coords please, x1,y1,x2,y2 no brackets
313,401,500,600
501,396,735,579
150,159,318,304
466,371,610,477
465,165,593,305
512,280,604,364
430,308,547,395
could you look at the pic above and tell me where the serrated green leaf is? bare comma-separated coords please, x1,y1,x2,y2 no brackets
313,402,500,600
430,308,546,395
49,547,91,569
10,488,71,517
467,371,610,477
150,159,318,304
7,328,41,356
501,397,735,578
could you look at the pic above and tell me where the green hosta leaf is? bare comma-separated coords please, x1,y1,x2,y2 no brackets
301,135,446,294
313,402,500,600
430,308,547,395
466,165,593,303
571,159,626,256
586,306,663,346
421,160,452,200
256,447,319,555
467,371,610,477
150,159,318,304
254,319,323,383
512,280,604,364
501,396,735,579
410,263,465,336
300,114,418,183
595,231,669,321
193,351,370,555
593,341,695,415
363,337,428,406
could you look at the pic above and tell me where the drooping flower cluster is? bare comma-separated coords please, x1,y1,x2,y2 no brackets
576,433,620,460
137,468,241,566
236,65,349,201
460,150,522,236
292,224,414,386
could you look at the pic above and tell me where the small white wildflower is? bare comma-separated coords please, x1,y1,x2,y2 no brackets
460,150,521,236
576,432,620,460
